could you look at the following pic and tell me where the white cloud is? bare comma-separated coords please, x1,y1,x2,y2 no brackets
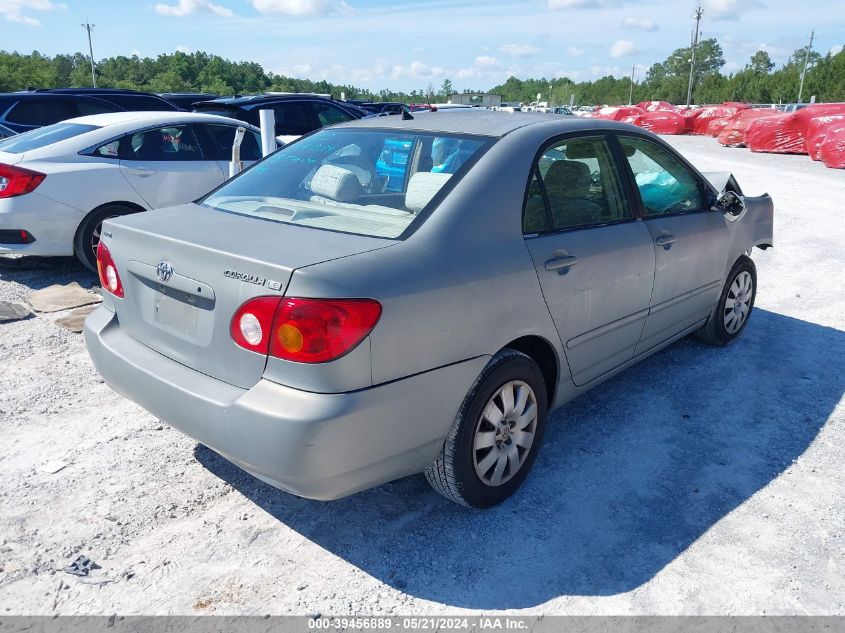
567,46,584,57
499,43,540,57
548,0,604,8
830,44,844,57
610,40,638,58
0,0,65,27
251,0,329,16
130,49,143,57
701,0,764,19
155,0,234,18
475,55,498,68
622,16,657,31
390,60,446,80
176,44,192,53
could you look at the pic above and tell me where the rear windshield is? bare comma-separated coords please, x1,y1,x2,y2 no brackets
201,128,492,238
0,122,100,153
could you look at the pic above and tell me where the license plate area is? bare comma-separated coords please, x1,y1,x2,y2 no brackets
154,289,199,339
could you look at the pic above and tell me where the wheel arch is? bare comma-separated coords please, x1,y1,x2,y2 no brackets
73,200,147,246
502,335,559,407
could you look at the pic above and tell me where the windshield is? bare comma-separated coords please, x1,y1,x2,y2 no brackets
201,128,492,239
0,122,100,154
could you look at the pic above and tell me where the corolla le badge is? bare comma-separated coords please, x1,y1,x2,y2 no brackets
156,260,174,283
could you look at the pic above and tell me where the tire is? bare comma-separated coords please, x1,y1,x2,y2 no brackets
74,204,139,272
425,349,548,508
695,255,757,346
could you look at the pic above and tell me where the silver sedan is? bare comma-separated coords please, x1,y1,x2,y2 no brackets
84,112,774,508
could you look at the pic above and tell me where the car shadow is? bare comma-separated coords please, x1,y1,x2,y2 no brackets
0,255,97,291
194,308,843,608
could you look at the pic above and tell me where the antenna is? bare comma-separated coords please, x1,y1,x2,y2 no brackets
798,30,815,104
685,5,703,109
81,23,97,87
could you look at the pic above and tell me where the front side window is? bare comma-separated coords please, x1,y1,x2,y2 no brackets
523,136,628,233
314,103,354,127
271,102,313,136
124,125,204,161
201,128,492,238
618,136,705,216
0,122,100,153
201,124,263,161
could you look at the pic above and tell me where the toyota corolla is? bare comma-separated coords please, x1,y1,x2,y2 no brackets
84,112,773,508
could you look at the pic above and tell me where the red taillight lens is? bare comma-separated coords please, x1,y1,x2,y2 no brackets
230,296,283,354
270,298,382,363
96,242,124,298
0,164,46,199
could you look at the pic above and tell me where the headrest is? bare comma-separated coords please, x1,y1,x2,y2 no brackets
310,165,362,202
544,161,591,198
405,172,452,213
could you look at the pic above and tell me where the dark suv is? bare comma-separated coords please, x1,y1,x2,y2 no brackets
0,92,126,134
39,89,180,112
192,94,369,139
158,93,221,110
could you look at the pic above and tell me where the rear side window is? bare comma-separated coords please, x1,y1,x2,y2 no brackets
75,99,119,117
618,136,704,215
5,99,75,126
0,122,100,153
123,125,204,161
313,103,354,127
201,124,263,161
523,136,628,233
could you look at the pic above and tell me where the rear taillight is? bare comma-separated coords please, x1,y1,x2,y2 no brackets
229,297,382,363
96,242,124,298
230,297,283,355
0,164,46,199
270,298,382,363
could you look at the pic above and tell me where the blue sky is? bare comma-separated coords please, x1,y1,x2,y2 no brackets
1,0,843,91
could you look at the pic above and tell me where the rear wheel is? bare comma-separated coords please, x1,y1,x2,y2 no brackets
74,204,139,272
695,255,757,346
425,349,548,508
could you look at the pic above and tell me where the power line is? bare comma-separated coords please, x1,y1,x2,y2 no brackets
798,30,815,104
81,23,97,88
685,4,703,109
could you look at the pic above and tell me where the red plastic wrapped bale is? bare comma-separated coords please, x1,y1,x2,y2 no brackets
634,110,690,135
690,102,751,135
592,105,645,121
804,115,845,160
717,109,781,147
819,124,845,168
706,117,733,137
747,104,845,154
636,101,677,112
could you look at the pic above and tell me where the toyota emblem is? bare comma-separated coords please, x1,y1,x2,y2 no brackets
156,260,174,283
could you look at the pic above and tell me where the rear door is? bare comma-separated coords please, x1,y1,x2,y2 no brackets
614,134,729,355
118,124,226,209
523,134,656,386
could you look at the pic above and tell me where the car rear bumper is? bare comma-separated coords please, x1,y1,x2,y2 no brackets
0,193,81,257
84,305,488,500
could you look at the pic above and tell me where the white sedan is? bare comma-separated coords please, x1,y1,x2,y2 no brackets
0,111,270,269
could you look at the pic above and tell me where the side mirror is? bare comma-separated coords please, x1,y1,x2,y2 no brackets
716,190,746,216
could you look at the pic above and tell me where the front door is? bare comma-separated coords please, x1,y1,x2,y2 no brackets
615,135,730,355
119,124,225,209
523,135,656,387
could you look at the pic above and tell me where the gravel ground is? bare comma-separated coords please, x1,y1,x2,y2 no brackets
0,136,843,615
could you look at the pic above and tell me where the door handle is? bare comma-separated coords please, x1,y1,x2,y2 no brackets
655,234,677,247
125,167,154,177
544,255,578,272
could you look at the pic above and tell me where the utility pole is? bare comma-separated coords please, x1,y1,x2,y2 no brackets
629,64,635,105
798,30,815,104
81,23,97,87
685,4,703,109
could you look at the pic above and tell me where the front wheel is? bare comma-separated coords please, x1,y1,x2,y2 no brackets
425,349,548,508
695,255,757,346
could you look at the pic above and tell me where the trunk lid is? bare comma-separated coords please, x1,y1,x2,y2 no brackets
0,151,24,166
103,203,393,388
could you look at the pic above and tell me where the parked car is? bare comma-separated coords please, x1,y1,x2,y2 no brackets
0,92,127,134
84,112,773,508
357,102,409,116
0,123,16,139
158,92,220,110
38,88,180,113
193,94,368,144
0,111,271,270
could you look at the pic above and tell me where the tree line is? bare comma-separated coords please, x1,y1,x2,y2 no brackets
1,39,843,106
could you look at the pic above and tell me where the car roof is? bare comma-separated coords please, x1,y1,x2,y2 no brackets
61,111,258,127
333,110,634,138
201,94,336,107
